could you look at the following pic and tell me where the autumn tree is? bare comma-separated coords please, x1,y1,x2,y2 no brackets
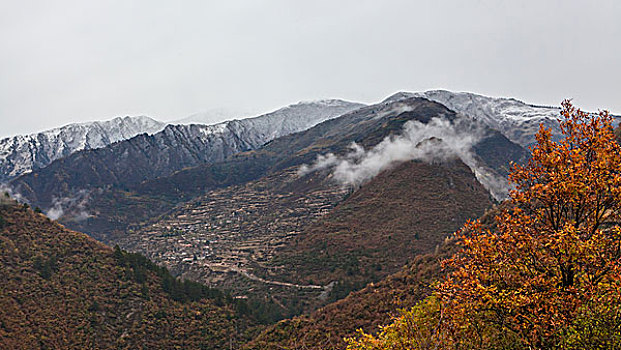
348,101,621,349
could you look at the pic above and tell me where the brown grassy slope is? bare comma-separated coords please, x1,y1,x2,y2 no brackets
269,159,494,290
246,205,503,350
0,202,250,350
246,239,458,349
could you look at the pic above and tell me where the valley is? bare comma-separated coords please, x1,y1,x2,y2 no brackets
118,168,347,294
0,90,595,349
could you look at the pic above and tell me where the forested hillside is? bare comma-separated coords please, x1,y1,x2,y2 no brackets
0,199,260,349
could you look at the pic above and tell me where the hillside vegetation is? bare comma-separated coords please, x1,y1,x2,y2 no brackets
348,102,621,349
268,159,492,295
0,201,259,349
246,101,621,350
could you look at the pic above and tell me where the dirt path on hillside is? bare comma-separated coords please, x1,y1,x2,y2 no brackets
231,267,325,289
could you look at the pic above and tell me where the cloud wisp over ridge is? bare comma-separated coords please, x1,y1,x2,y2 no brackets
299,117,509,200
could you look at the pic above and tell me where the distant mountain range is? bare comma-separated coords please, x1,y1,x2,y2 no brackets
1,90,598,348
0,91,567,185
0,100,363,184
0,116,166,182
7,99,363,211
4,93,540,234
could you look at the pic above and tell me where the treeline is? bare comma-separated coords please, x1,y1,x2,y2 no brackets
113,245,225,303
112,245,285,324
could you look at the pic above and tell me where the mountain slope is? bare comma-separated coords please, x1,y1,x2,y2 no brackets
0,116,165,182
245,241,456,350
95,98,520,321
385,90,561,146
0,199,258,349
0,96,527,348
246,207,504,350
269,159,492,289
55,97,524,241
131,96,527,202
9,99,364,211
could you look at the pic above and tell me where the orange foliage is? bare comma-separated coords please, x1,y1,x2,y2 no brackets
438,101,621,348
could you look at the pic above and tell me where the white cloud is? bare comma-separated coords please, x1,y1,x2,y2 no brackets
46,189,91,221
299,117,509,200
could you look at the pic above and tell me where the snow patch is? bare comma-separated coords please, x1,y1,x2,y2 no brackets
0,116,166,181
385,90,561,146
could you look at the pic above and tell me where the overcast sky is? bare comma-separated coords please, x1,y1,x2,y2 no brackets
1,0,619,138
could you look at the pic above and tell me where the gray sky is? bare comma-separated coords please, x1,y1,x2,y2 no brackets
1,0,620,138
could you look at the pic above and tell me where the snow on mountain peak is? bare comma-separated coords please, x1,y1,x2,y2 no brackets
173,99,359,127
0,116,165,182
384,90,561,146
190,99,366,145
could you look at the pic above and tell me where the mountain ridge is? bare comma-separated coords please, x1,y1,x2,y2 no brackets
0,116,166,182
384,90,562,146
8,99,365,213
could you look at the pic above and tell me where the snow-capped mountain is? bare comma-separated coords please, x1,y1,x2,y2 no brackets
152,99,367,169
384,90,561,147
9,99,365,209
225,99,366,144
0,116,166,182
